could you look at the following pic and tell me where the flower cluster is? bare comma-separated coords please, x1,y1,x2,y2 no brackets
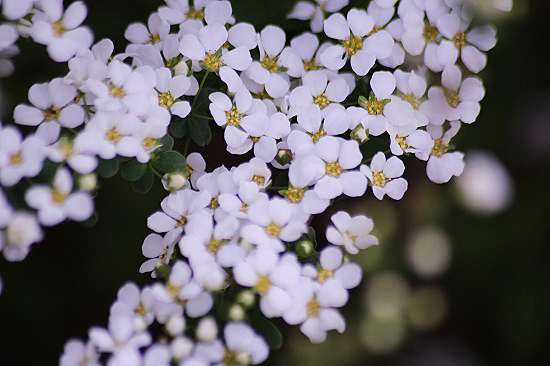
0,0,508,364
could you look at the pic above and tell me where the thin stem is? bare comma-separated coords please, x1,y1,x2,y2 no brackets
191,115,214,120
192,71,210,109
149,164,164,179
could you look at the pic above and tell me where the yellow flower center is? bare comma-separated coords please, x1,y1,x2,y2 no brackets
286,187,305,203
423,24,438,43
266,223,281,238
367,99,385,115
368,26,383,36
313,93,330,109
149,33,161,45
135,304,147,316
317,269,333,283
311,128,327,143
256,91,273,100
223,349,236,366
431,138,448,157
261,56,279,73
53,21,66,36
452,32,466,49
372,171,387,187
396,136,409,151
225,106,242,127
304,59,322,72
307,298,321,316
250,136,261,143
109,85,125,98
143,137,157,151
187,8,204,20
44,108,61,121
51,188,66,204
204,53,223,72
166,282,181,299
343,36,363,56
326,162,342,177
106,128,121,143
252,175,266,186
9,152,23,166
445,90,461,108
241,203,249,213
61,140,74,159
403,93,422,110
159,92,176,109
176,216,187,227
209,197,220,209
255,275,271,295
208,239,223,254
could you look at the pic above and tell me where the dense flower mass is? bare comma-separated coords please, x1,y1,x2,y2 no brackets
0,0,509,364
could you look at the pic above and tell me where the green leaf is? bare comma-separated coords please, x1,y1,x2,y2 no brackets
35,159,58,183
170,117,188,139
358,95,369,109
250,313,283,350
307,226,317,246
153,151,187,173
97,158,120,178
273,171,289,188
158,134,174,152
189,116,212,146
192,87,216,115
131,167,154,194
120,160,147,181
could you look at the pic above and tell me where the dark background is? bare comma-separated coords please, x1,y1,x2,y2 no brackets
1,0,549,365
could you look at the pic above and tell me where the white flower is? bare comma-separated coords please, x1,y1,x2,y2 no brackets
321,8,394,75
89,315,151,353
2,212,43,261
155,67,192,118
436,13,497,73
217,181,268,220
0,189,13,227
288,0,350,33
60,340,100,366
125,13,170,51
326,211,378,254
0,126,46,186
147,189,212,237
179,23,252,72
310,136,367,200
185,152,207,188
394,69,430,126
289,70,349,120
303,246,362,290
287,157,330,214
240,197,308,252
117,120,168,163
387,125,434,157
25,167,94,226
424,121,465,184
235,246,301,317
232,157,272,189
209,90,269,150
361,152,408,200
245,25,291,98
282,277,347,343
1,0,34,20
139,231,179,276
46,136,98,174
287,32,325,76
31,0,93,62
112,283,156,332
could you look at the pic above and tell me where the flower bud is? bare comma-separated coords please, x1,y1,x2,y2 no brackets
171,336,193,360
78,174,97,192
166,315,186,336
228,304,245,321
275,148,293,166
236,290,255,309
162,172,188,192
173,60,189,76
196,316,218,342
351,125,369,144
295,239,315,258
235,351,251,365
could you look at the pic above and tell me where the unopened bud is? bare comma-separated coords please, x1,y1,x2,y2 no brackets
275,148,293,166
166,315,186,336
171,336,193,360
351,125,369,144
235,351,252,365
162,172,188,191
296,239,314,258
228,304,245,321
196,316,218,342
78,173,97,192
236,290,255,308
173,60,189,76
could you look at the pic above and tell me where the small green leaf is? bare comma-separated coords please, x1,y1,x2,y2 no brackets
250,313,283,350
170,117,188,139
158,134,174,152
131,167,154,194
120,160,147,181
358,95,369,109
307,226,317,245
97,158,120,178
192,87,216,115
153,151,187,173
189,117,212,146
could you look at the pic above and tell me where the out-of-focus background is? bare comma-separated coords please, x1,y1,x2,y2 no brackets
1,0,549,365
